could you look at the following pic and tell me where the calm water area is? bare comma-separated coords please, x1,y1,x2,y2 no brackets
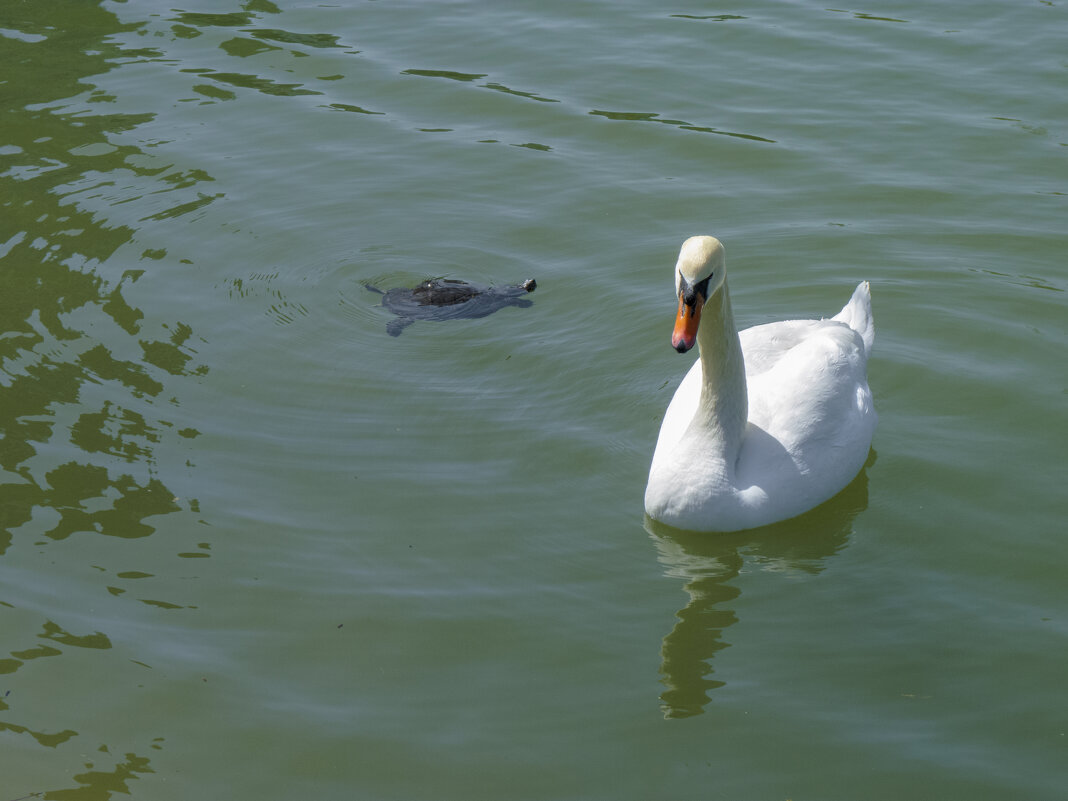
2,1,1066,798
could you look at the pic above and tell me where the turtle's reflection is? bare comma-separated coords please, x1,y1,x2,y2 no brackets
646,457,872,719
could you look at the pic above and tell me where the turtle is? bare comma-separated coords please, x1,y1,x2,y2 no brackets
365,277,537,336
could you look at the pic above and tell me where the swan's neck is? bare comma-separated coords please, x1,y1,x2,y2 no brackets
695,280,748,464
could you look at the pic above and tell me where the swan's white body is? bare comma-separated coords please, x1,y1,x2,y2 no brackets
644,237,876,532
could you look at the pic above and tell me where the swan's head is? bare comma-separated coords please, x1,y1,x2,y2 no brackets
671,236,725,353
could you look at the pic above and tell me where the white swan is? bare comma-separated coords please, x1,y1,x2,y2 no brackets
644,236,876,532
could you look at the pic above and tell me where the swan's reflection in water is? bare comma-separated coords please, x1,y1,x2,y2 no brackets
645,457,873,719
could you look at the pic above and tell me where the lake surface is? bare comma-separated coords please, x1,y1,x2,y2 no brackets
2,1,1065,798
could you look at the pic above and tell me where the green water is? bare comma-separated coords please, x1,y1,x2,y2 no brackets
2,1,1065,799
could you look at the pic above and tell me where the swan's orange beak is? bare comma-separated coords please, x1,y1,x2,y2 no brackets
671,292,703,353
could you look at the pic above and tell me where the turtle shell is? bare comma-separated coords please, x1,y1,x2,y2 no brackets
366,277,536,336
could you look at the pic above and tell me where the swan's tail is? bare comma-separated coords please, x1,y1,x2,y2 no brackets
832,281,874,358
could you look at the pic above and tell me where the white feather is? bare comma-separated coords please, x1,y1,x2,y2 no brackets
645,238,876,532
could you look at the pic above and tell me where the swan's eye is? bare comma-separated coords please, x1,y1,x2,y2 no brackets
685,275,712,304
680,274,713,306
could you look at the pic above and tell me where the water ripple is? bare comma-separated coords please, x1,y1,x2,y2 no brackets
590,109,776,143
402,68,488,82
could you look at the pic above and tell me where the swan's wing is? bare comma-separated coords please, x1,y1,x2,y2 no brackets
741,281,874,374
740,319,830,376
742,319,874,462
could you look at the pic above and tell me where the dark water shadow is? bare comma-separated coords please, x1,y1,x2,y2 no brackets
589,109,776,143
644,454,874,719
1,6,207,554
1,0,215,789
